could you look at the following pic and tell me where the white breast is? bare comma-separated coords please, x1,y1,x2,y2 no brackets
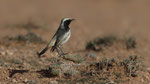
61,30,71,45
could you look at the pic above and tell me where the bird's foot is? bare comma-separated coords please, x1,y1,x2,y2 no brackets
62,53,68,55
58,53,68,57
37,52,42,58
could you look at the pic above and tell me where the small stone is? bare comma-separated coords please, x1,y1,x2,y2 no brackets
11,79,17,83
6,50,13,56
145,75,150,80
0,51,6,55
63,54,84,63
0,82,6,84
109,80,115,84
60,62,79,77
23,78,28,83
23,63,31,69
146,67,150,72
6,77,10,79
20,77,22,80
3,71,7,74
50,80,58,84
27,80,37,84
86,52,97,59
141,78,144,82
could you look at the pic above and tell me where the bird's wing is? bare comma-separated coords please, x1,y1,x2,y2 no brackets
37,34,57,57
47,35,57,48
50,29,66,52
50,36,60,52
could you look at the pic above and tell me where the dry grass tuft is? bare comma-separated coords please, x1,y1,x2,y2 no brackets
5,32,45,43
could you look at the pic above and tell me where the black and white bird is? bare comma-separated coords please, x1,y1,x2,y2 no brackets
38,18,75,57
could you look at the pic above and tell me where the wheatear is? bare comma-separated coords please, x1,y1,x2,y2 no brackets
38,18,74,57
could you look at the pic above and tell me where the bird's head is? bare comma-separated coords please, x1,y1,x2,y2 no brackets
60,18,75,28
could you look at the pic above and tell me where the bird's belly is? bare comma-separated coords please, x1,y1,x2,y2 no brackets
61,30,71,45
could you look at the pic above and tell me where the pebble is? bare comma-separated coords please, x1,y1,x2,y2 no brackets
141,78,144,83
50,81,58,84
23,78,28,83
6,77,10,79
6,50,13,56
11,79,17,83
0,51,6,55
86,52,97,59
146,67,150,72
27,80,37,84
23,63,31,69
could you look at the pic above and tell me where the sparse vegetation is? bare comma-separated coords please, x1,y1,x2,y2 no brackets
0,56,23,67
6,32,45,43
88,56,142,77
86,36,118,51
8,58,23,65
0,0,149,83
75,55,143,83
26,58,39,67
5,21,47,30
35,55,143,83
63,54,84,63
125,37,136,49
86,36,137,51
0,33,147,83
0,59,4,66
95,58,116,70
121,55,141,77
46,57,57,63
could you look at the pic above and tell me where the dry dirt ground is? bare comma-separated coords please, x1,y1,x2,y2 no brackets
0,0,150,84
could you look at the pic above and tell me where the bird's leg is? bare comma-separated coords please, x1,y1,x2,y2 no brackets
56,47,61,57
56,47,64,62
58,46,67,56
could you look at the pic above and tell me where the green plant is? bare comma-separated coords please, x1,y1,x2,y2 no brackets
27,58,39,68
125,37,136,49
7,32,45,43
0,59,4,66
46,57,57,63
49,64,61,76
8,58,23,65
86,36,117,51
63,54,84,63
121,56,141,77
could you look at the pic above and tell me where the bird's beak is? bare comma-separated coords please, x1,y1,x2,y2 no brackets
71,19,75,21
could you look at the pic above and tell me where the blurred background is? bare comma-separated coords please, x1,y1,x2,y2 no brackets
0,0,150,65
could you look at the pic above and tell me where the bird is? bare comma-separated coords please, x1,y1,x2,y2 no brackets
38,18,75,57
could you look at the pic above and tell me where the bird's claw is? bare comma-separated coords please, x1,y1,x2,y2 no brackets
58,53,68,57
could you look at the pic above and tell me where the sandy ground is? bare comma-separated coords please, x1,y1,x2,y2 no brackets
0,0,150,84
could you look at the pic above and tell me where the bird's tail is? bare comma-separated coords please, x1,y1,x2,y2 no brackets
37,46,49,57
50,45,57,52
37,36,56,57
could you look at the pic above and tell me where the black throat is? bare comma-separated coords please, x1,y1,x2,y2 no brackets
63,20,71,29
60,19,72,31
